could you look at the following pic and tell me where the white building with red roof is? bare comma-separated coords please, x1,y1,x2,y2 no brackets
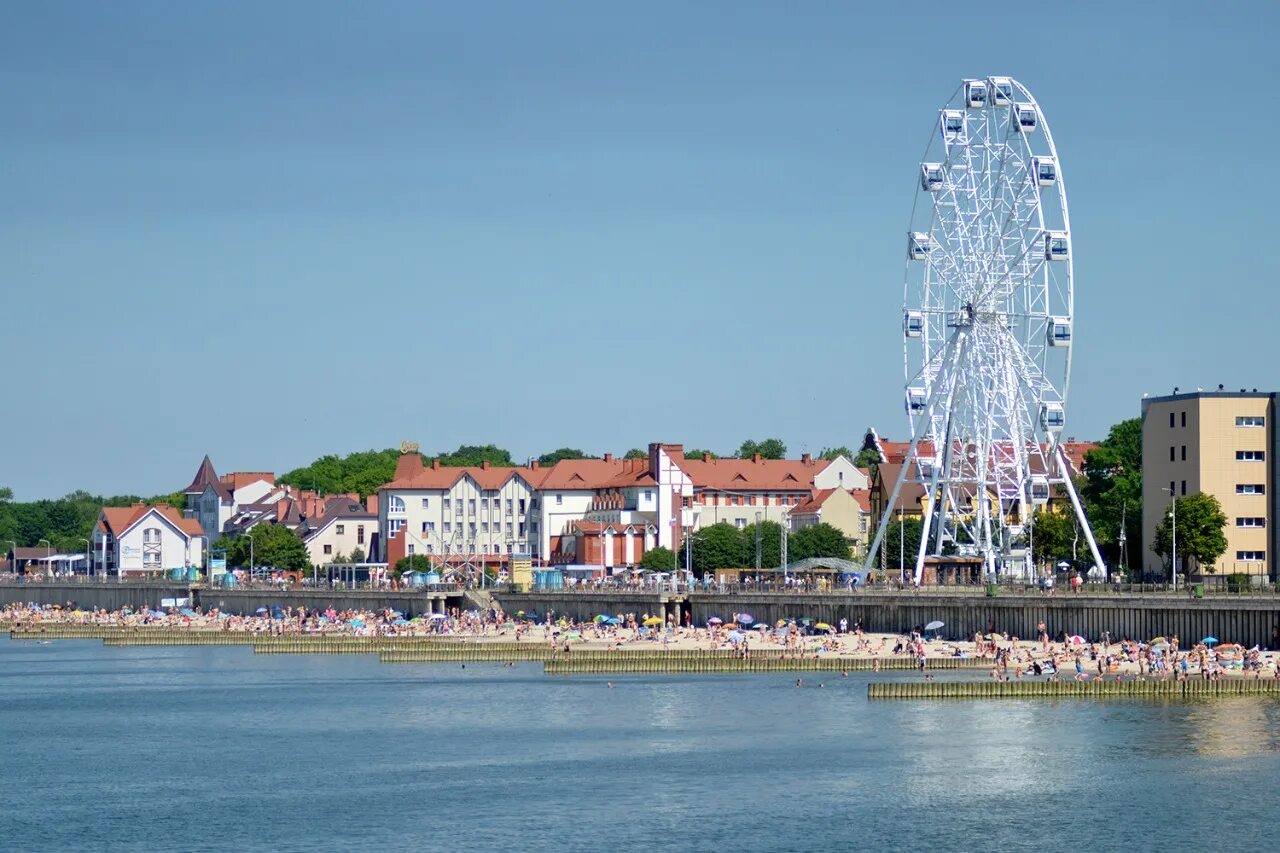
377,453,549,569
92,504,204,577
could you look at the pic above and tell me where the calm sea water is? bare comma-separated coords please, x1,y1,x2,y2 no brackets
2,637,1279,852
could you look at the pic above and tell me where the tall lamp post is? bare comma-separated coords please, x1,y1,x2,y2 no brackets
37,538,52,577
1160,487,1177,590
78,538,90,577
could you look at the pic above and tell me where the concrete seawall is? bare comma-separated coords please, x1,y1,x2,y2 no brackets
0,583,470,618
495,591,1280,649
5,583,1280,648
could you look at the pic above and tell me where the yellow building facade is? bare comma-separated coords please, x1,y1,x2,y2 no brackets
1141,390,1276,579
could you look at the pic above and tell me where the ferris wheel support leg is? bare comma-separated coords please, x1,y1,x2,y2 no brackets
1057,445,1106,574
914,330,969,586
863,333,962,578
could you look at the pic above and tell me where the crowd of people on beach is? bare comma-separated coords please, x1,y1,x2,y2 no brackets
4,600,1277,681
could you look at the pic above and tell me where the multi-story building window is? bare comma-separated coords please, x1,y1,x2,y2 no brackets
1181,446,1186,461
1181,411,1186,427
388,519,403,536
468,499,476,514
1180,480,1187,495
407,544,414,555
481,521,489,533
506,523,513,536
1169,446,1175,462
506,499,514,514
421,498,430,508
388,496,405,513
555,494,563,506
518,498,527,514
1236,416,1265,427
1237,450,1266,461
357,525,365,544
443,522,452,535
1237,484,1266,495
1236,517,1266,528
324,544,332,555
1237,551,1265,561
1169,412,1174,428
336,525,344,535
442,498,451,512
481,498,488,510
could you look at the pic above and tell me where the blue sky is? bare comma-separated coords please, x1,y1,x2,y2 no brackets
3,1,1278,499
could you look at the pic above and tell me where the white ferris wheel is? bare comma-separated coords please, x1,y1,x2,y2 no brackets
865,76,1105,583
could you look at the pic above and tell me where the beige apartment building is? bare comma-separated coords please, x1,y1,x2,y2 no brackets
1142,390,1277,579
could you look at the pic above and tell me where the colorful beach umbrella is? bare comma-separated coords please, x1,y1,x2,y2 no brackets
736,614,754,625
643,616,664,627
1202,636,1219,646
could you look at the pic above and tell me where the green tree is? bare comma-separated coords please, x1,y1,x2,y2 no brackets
684,449,719,460
278,448,401,498
436,445,515,467
639,546,677,572
1153,492,1228,575
882,516,923,574
688,523,747,576
790,523,851,562
623,448,648,460
737,438,787,460
348,546,367,563
219,525,311,571
0,486,13,502
536,448,594,466
395,554,436,573
1029,510,1078,568
740,520,783,568
819,447,853,462
1080,418,1142,576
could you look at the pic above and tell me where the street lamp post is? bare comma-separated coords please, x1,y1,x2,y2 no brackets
1161,487,1177,590
6,541,16,576
37,538,52,577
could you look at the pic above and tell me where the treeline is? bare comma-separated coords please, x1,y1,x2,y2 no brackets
0,488,186,551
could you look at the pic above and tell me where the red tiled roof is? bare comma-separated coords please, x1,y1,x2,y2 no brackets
100,504,203,539
677,457,822,492
382,459,549,492
538,458,656,490
570,520,650,534
791,488,873,516
220,472,275,491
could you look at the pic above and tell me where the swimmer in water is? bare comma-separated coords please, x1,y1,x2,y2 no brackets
796,678,803,688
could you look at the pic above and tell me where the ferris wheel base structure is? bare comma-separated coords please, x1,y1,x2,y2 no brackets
864,76,1106,585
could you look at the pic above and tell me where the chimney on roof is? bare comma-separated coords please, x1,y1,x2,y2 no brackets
604,453,613,462
481,460,490,470
801,453,812,465
432,458,441,470
703,452,712,463
752,453,761,464
531,460,540,470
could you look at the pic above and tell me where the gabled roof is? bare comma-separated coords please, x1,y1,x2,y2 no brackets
381,452,551,492
538,458,657,490
99,504,203,539
570,520,654,534
677,457,825,492
792,488,874,516
220,472,275,491
183,455,220,494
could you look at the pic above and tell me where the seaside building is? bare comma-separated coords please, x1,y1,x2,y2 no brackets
300,496,379,566
182,455,280,540
1141,389,1278,580
378,454,547,570
788,488,873,558
678,452,866,531
92,504,204,577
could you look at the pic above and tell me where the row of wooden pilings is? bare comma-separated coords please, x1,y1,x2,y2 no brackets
867,678,1280,699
